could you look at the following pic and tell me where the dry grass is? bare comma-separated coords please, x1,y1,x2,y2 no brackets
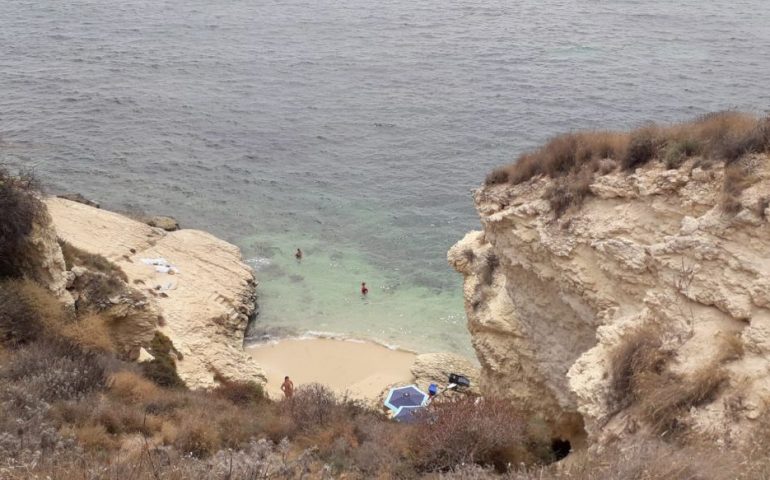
0,279,68,347
485,112,770,216
607,326,669,412
606,325,728,438
637,364,728,437
411,397,529,473
717,332,745,363
108,370,162,403
60,312,115,353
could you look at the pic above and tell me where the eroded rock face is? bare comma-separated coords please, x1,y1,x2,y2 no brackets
450,156,770,446
21,206,73,305
46,197,266,389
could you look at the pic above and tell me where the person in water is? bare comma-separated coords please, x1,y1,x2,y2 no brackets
295,248,302,260
281,376,294,399
361,282,368,295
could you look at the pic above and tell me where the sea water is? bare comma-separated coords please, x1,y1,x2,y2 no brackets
2,0,769,355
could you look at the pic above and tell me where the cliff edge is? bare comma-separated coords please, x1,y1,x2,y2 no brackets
451,113,770,448
45,197,265,389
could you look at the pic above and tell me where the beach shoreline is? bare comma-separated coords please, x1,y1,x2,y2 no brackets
247,337,419,402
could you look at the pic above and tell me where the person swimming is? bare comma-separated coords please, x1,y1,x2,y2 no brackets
295,248,302,260
361,282,368,295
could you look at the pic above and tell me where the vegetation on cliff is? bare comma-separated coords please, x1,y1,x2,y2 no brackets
486,112,770,216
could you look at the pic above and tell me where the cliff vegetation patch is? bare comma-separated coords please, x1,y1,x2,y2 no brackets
486,112,770,216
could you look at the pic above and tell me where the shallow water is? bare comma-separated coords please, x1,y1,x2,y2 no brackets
2,0,769,355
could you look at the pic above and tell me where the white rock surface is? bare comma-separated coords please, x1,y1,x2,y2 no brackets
46,197,266,388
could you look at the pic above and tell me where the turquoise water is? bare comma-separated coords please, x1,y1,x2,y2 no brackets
2,0,770,355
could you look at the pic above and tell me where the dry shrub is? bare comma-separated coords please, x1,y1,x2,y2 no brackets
284,383,363,432
59,240,128,282
721,163,753,214
95,401,156,436
638,364,728,437
0,167,45,279
2,340,107,402
664,138,701,169
488,112,770,217
717,332,744,363
412,397,526,473
544,170,593,216
212,371,266,406
60,313,115,353
174,415,221,457
485,167,510,186
74,424,118,451
0,279,67,347
109,370,161,404
621,128,659,171
607,326,669,412
479,253,499,285
609,325,728,437
262,413,298,443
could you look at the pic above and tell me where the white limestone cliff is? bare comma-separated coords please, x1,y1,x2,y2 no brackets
450,155,770,446
45,198,266,389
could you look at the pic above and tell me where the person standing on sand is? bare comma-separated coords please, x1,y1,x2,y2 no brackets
295,248,303,261
361,282,368,295
281,376,294,399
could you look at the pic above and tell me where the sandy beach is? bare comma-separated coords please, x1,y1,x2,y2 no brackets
248,338,417,401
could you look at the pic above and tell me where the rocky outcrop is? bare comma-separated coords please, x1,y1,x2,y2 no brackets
411,352,481,397
450,155,770,447
145,215,180,232
46,198,265,389
21,207,73,305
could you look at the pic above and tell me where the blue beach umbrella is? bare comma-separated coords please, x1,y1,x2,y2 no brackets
384,385,428,412
393,405,425,424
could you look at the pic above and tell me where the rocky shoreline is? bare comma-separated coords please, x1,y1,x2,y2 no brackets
44,197,266,388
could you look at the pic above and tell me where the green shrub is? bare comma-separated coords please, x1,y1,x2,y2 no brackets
141,332,185,389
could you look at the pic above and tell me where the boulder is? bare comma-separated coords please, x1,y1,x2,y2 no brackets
146,216,180,231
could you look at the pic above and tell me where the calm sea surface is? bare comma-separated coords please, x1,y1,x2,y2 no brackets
2,0,769,355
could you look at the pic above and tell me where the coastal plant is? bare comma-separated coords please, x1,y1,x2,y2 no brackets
59,239,128,282
2,340,107,403
0,167,45,279
213,376,267,407
411,397,527,473
488,112,770,216
607,326,669,413
621,128,659,171
141,331,186,389
721,162,754,214
637,363,728,437
0,279,66,347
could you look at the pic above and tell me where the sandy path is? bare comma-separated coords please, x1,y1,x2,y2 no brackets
247,338,416,401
